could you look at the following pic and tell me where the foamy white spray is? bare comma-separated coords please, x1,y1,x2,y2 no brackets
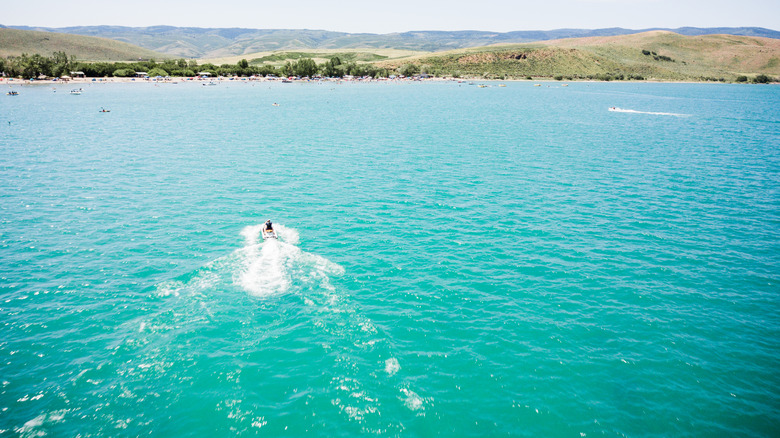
609,107,690,117
148,222,419,427
236,223,342,297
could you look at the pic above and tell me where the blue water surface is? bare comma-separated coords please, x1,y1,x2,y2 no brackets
1,80,778,436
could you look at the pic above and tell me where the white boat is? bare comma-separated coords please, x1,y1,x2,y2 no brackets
70,88,83,95
262,229,277,240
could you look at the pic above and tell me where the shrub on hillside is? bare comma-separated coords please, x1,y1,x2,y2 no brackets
398,64,419,77
753,74,771,83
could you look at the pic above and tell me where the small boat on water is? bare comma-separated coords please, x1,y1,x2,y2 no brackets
6,91,19,96
262,229,277,240
70,88,83,95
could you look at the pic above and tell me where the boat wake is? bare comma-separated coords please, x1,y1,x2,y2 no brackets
148,223,423,432
609,107,689,117
154,223,343,298
236,224,343,297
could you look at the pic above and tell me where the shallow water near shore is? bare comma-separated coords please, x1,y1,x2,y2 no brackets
1,80,779,436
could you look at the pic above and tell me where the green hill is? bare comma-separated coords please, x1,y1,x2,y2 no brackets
6,25,780,58
201,48,425,67
2,27,776,82
0,28,168,61
377,32,780,81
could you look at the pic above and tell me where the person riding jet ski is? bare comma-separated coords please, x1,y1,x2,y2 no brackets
261,220,278,239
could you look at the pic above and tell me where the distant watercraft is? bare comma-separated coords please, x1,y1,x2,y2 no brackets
70,88,83,95
6,91,18,96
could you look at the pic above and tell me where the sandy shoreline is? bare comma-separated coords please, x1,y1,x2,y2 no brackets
0,76,456,86
2,76,774,87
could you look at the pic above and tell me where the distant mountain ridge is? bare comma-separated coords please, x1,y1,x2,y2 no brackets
0,27,169,61
3,25,779,58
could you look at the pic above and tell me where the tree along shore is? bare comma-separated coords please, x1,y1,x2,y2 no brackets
1,52,775,84
1,53,392,80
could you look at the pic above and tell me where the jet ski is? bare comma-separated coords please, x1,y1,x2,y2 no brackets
262,228,277,240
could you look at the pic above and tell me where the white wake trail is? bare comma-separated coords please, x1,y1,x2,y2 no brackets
236,224,340,297
151,222,416,429
609,107,689,117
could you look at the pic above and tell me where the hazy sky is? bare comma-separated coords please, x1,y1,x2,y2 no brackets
4,0,779,33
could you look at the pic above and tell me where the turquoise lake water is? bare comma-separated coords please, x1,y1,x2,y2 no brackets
1,80,778,436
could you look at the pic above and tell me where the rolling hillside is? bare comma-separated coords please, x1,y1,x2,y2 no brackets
377,32,780,81
201,48,425,67
1,27,776,81
0,28,168,61
5,25,779,58
540,31,780,77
